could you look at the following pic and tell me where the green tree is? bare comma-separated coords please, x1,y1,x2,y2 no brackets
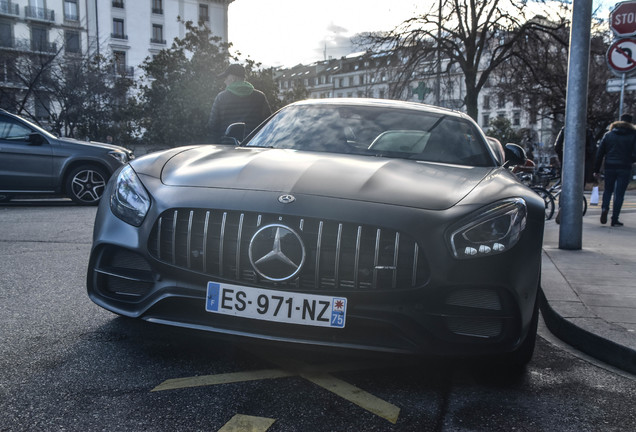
136,21,280,147
486,116,522,145
135,20,231,147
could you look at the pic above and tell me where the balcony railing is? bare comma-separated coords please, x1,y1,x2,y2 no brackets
113,65,134,77
25,5,55,22
0,37,57,54
31,40,57,53
64,12,79,22
152,8,163,14
150,38,166,44
0,1,19,17
112,1,124,8
111,33,128,40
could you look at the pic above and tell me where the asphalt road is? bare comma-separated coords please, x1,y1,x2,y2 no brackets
0,201,635,432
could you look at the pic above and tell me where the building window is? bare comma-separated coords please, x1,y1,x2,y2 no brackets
112,18,126,39
113,50,128,75
64,0,78,21
152,0,163,14
112,0,124,8
482,114,490,128
483,95,491,110
31,26,49,51
65,30,80,53
0,22,12,48
497,95,505,109
35,95,50,120
199,4,209,22
151,24,165,44
513,111,521,126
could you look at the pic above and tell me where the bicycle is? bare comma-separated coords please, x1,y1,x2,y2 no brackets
531,178,587,221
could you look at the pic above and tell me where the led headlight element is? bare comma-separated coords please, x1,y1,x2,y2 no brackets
448,198,527,259
110,165,150,226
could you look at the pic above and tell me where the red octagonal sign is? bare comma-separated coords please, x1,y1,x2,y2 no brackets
611,1,636,37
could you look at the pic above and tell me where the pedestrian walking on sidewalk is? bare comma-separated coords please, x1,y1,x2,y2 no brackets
593,114,636,227
207,64,271,143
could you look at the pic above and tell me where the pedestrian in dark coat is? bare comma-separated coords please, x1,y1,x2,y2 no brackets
207,64,272,143
593,114,636,226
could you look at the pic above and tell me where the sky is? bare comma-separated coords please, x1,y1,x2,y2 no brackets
228,0,619,69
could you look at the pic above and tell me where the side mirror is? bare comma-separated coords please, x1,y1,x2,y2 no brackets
28,133,45,146
222,123,246,145
503,143,527,167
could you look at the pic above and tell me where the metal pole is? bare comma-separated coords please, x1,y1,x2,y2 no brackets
559,0,593,250
620,73,626,118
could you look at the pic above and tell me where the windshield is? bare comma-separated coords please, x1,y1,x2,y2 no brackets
245,104,494,166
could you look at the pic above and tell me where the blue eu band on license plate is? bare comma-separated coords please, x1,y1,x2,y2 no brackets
206,282,347,328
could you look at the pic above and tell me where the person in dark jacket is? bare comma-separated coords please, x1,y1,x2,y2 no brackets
207,64,272,142
593,114,636,226
554,125,597,184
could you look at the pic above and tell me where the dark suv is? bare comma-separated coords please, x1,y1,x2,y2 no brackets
0,110,134,205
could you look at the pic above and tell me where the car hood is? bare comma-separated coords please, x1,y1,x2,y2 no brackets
56,136,132,153
157,146,495,210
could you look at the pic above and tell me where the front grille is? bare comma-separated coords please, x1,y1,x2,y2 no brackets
148,209,429,292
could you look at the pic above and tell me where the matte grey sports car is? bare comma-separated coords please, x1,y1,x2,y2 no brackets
87,99,544,365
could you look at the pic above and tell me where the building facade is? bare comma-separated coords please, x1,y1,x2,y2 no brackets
276,50,554,156
0,0,233,118
86,0,234,80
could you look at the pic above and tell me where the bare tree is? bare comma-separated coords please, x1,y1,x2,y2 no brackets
356,0,559,120
496,17,630,140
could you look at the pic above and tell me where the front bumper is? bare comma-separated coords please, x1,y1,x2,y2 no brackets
87,178,543,357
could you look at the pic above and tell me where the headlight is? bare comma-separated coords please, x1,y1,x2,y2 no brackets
110,165,151,226
448,198,527,259
109,150,129,164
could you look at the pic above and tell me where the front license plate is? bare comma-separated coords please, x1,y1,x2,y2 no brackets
205,282,347,328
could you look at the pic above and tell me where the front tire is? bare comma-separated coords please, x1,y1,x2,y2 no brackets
65,165,108,205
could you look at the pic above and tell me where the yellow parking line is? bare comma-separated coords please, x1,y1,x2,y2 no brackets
218,414,276,432
302,372,401,424
151,369,295,392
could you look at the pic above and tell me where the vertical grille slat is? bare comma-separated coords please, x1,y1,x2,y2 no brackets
219,212,227,277
354,226,362,290
315,221,323,288
334,223,343,289
148,209,428,292
202,211,210,273
187,211,193,269
236,213,244,280
171,210,177,265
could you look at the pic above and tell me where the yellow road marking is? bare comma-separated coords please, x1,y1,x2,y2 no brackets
218,414,276,432
151,369,295,392
302,372,401,424
152,349,404,423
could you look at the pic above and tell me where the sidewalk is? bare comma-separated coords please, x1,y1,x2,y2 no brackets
539,191,636,374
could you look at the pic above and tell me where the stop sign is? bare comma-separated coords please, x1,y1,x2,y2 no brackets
611,1,636,37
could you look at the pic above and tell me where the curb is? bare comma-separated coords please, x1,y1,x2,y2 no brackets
538,287,636,375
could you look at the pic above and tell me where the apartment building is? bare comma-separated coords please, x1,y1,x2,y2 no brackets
86,0,234,79
0,0,233,116
277,50,551,150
